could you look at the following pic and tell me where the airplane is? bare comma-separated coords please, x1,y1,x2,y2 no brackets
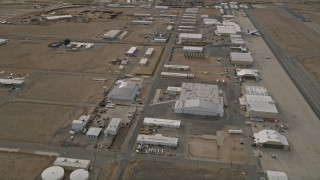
247,29,261,36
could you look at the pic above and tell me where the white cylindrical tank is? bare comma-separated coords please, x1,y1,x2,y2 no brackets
119,65,124,70
41,166,64,180
70,169,89,180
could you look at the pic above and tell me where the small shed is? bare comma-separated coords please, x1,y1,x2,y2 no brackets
86,127,102,139
139,58,149,66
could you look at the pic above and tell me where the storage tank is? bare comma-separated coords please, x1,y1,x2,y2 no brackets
70,169,89,180
41,166,64,180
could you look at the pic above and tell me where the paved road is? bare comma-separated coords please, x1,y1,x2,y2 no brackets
246,9,320,119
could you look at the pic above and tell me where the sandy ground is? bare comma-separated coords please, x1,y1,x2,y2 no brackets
288,2,320,24
252,4,320,50
298,56,320,83
123,160,246,180
18,73,106,103
0,152,53,180
0,102,83,145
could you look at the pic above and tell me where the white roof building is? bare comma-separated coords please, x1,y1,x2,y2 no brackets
216,25,236,35
70,169,89,180
139,58,148,66
132,20,153,25
53,157,90,170
183,46,203,53
167,86,182,95
0,78,24,85
72,115,91,131
86,127,102,139
179,33,202,41
253,130,289,150
161,72,195,79
133,13,151,17
46,15,73,20
245,95,278,119
144,48,154,57
104,118,122,136
236,69,259,80
245,86,268,96
104,30,121,39
126,47,137,56
230,52,254,66
266,171,288,180
167,25,173,31
143,117,181,128
41,166,64,180
230,34,242,39
222,21,241,32
174,83,224,117
108,81,140,102
137,134,178,147
0,39,8,45
203,18,220,26
164,64,189,71
231,38,245,46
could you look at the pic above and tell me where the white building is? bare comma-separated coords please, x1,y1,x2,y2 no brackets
161,72,195,79
266,171,288,180
203,18,220,26
167,86,182,95
144,48,154,57
139,58,148,66
0,78,24,85
245,86,268,96
179,33,202,43
125,47,137,56
0,39,8,45
164,64,189,71
72,115,91,131
245,95,278,119
45,15,73,20
236,69,259,81
103,30,121,39
178,25,196,29
143,117,181,128
108,81,140,102
132,20,152,25
174,83,224,117
137,134,178,147
133,13,151,17
86,127,102,139
253,130,289,150
231,38,245,46
104,118,122,136
183,46,203,53
53,157,90,170
230,52,254,66
216,25,236,35
167,25,173,31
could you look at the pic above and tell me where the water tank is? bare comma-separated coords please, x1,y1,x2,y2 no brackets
119,65,124,70
70,169,89,180
41,166,64,180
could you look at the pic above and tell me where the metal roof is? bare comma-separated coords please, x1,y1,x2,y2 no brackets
143,117,181,128
104,30,121,38
106,118,122,131
230,52,253,62
86,127,102,136
137,134,178,147
266,171,288,180
254,130,289,146
245,86,268,96
179,33,203,39
54,157,90,169
164,64,189,69
108,81,139,101
179,83,220,102
167,86,182,92
183,46,203,52
0,78,24,85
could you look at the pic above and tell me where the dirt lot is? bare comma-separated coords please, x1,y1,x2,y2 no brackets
288,2,320,24
170,52,225,81
123,160,246,180
18,73,108,103
298,56,320,83
0,40,100,71
0,152,53,180
0,102,83,145
252,4,320,50
187,131,246,163
130,46,164,76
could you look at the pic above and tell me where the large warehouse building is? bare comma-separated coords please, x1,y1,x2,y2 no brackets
143,117,181,128
230,52,253,66
254,129,289,150
174,83,224,117
108,81,140,102
245,95,278,119
137,134,178,147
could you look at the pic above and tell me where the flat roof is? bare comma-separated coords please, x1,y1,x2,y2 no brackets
143,117,181,128
145,48,154,55
104,30,121,38
137,134,178,146
167,86,182,92
46,15,73,20
54,157,90,169
127,47,137,54
245,86,268,96
86,127,102,136
230,52,253,62
254,130,289,146
0,78,24,85
216,25,236,34
161,72,194,78
139,58,148,64
164,64,189,69
266,171,288,180
180,83,220,103
106,118,122,131
179,33,202,39
183,46,203,52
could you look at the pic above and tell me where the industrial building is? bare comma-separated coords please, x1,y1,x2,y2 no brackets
53,157,90,170
133,13,151,17
253,130,289,150
167,25,173,31
245,95,278,119
203,19,220,26
230,52,254,66
167,86,182,95
164,64,189,71
125,47,137,56
143,117,181,128
0,78,24,85
236,69,259,81
174,83,224,117
183,46,203,53
178,33,202,43
266,171,288,180
103,30,121,39
41,166,64,180
245,86,269,96
161,72,195,79
86,127,102,139
231,38,245,46
45,15,73,20
144,48,154,57
108,81,140,102
72,115,90,131
104,118,122,136
137,134,178,147
153,33,169,43
131,20,152,25
139,58,148,66
216,25,237,35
